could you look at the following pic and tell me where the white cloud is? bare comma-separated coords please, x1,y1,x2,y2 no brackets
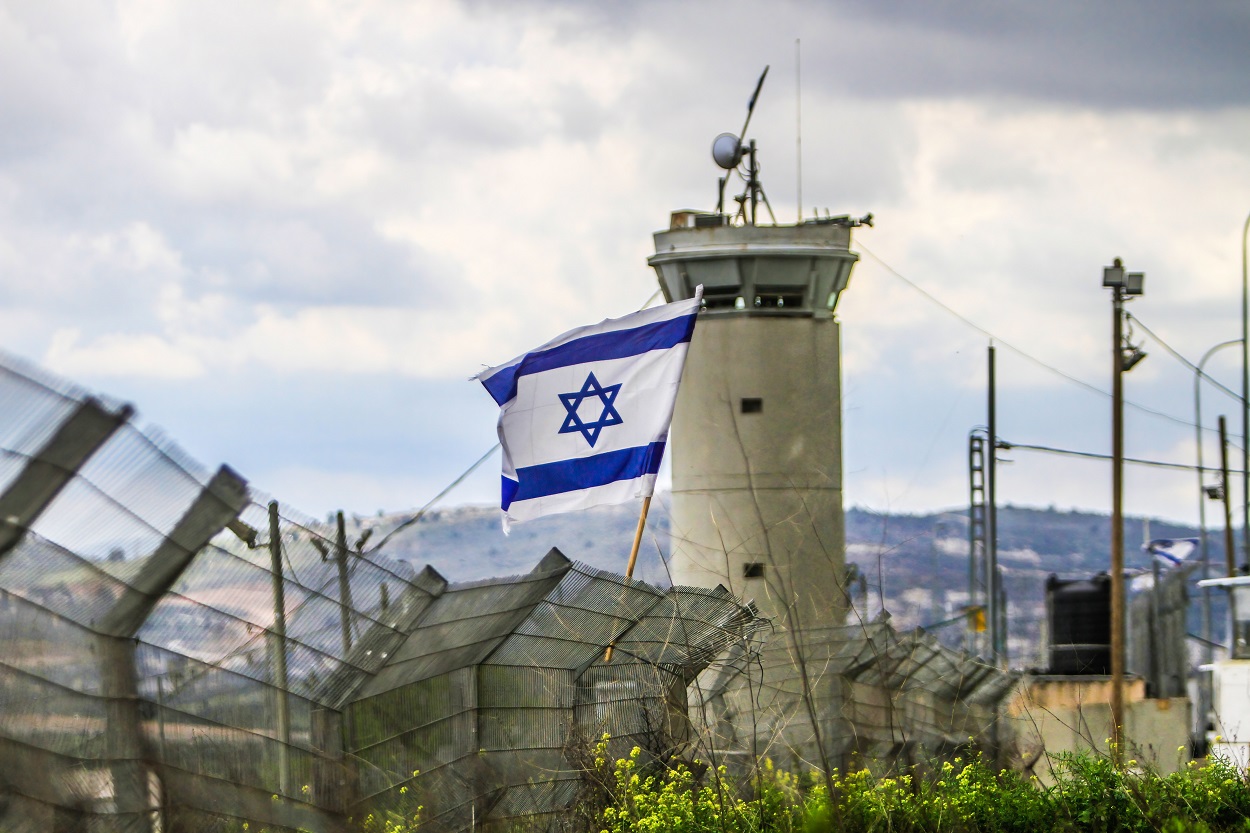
45,328,204,379
256,464,448,519
4,0,1250,522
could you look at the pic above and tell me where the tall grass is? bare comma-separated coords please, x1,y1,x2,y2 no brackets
593,741,1250,833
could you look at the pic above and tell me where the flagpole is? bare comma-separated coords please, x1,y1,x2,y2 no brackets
604,495,652,662
623,495,652,581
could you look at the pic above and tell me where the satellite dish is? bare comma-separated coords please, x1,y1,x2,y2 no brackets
712,132,741,169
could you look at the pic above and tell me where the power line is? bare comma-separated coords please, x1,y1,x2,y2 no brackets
1007,440,1247,476
856,244,1204,431
367,443,500,555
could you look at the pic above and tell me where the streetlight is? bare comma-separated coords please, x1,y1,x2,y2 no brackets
1195,340,1241,750
1195,342,1242,648
1242,212,1250,576
1103,257,1145,763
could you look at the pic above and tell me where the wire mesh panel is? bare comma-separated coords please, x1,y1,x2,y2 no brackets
0,351,359,832
0,348,765,832
690,616,1018,775
340,553,768,831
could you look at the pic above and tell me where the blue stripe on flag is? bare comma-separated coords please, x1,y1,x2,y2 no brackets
501,475,519,511
482,314,697,405
502,441,666,509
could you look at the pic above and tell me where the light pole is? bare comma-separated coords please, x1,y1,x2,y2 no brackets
1104,257,1145,763
988,344,1002,667
1197,341,1242,639
1242,212,1250,576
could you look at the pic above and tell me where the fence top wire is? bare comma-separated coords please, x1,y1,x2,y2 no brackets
350,550,573,700
346,549,770,706
726,618,1018,708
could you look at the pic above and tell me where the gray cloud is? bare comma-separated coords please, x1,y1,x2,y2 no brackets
516,0,1250,111
796,0,1250,110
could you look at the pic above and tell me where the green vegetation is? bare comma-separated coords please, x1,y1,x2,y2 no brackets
592,742,1250,833
205,741,1250,832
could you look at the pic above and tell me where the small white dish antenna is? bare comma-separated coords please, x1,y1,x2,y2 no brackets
712,132,742,170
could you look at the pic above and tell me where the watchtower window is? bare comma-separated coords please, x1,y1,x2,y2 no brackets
743,562,765,579
753,293,804,309
701,292,741,310
740,398,763,414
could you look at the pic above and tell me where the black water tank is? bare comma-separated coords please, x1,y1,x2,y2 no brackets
1046,573,1111,675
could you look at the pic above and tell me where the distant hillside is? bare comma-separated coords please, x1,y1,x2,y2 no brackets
843,504,1226,662
359,500,666,584
358,499,1229,668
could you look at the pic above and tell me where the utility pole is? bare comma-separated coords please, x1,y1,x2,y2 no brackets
1221,416,1236,578
268,500,291,795
968,430,988,654
1110,273,1126,762
1242,211,1249,577
336,511,354,657
1103,258,1145,764
987,344,1001,666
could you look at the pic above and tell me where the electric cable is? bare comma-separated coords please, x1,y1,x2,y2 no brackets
857,243,1208,431
1006,440,1247,476
366,442,500,555
1126,312,1245,404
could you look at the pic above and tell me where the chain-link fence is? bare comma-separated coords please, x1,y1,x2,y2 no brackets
0,350,1021,832
0,352,769,833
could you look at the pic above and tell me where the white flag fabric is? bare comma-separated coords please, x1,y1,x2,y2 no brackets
475,288,702,530
1143,537,1198,568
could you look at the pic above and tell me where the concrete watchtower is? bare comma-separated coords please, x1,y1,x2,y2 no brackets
650,211,863,637
648,66,868,655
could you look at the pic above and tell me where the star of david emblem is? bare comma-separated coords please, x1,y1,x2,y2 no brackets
558,372,623,447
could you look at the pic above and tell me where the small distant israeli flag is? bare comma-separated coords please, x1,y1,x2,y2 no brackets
1143,537,1199,568
475,288,702,531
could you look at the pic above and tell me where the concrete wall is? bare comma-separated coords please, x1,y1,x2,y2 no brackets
1005,676,1190,785
668,315,847,637
1210,659,1250,766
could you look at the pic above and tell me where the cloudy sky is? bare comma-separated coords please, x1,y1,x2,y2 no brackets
4,0,1250,530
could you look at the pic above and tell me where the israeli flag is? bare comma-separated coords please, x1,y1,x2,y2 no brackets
1143,537,1199,568
475,288,702,530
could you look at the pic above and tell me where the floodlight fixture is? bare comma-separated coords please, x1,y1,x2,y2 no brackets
1103,258,1125,288
1122,345,1147,371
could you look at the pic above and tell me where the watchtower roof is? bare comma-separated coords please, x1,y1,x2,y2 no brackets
649,211,861,317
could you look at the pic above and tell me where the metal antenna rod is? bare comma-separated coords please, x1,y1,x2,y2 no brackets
795,40,802,222
739,65,769,144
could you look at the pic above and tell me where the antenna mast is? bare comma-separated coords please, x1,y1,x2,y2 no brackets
711,66,773,226
796,39,803,223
